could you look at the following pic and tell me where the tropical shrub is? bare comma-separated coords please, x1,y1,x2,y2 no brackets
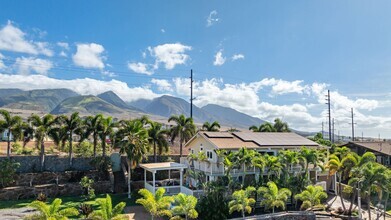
90,156,111,172
258,181,292,213
0,159,20,188
171,193,198,220
294,185,327,210
26,198,79,220
79,203,93,218
80,176,95,199
89,194,127,220
36,193,47,202
228,186,256,219
136,188,174,219
196,181,229,220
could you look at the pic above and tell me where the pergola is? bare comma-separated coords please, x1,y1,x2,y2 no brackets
139,162,187,195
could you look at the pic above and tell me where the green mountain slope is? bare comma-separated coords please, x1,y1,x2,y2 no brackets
97,91,142,111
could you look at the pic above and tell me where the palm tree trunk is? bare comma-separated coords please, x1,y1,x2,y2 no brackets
7,128,11,158
242,209,245,219
40,141,45,171
153,141,157,163
348,187,357,215
338,174,347,212
128,159,132,199
383,192,389,220
93,134,97,157
69,131,73,167
102,138,106,157
179,140,183,157
367,193,372,220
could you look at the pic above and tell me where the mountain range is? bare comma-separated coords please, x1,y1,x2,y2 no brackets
0,88,278,130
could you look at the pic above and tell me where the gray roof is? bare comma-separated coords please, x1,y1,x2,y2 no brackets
233,132,319,147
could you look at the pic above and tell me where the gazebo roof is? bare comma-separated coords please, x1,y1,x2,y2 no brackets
139,162,187,171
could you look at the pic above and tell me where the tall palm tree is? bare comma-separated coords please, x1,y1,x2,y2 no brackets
0,109,22,158
264,154,283,182
273,118,290,132
202,121,220,131
228,186,256,219
249,122,276,132
57,112,82,166
28,114,56,171
258,181,292,213
89,194,127,220
49,126,68,151
28,198,79,220
299,147,324,180
236,148,257,186
84,114,103,157
117,119,149,198
148,121,169,162
136,188,174,220
98,116,116,158
171,193,199,220
168,114,196,157
294,185,328,210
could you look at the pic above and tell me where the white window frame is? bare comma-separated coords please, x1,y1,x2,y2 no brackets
206,150,213,160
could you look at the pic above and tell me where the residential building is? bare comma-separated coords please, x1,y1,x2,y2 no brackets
1,130,13,141
342,141,391,167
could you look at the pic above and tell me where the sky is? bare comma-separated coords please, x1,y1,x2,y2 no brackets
0,0,391,138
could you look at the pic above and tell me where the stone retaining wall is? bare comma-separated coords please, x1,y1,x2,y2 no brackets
0,181,112,200
230,211,316,220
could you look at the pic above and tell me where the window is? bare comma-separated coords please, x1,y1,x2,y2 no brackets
206,151,213,159
191,149,194,154
200,144,203,151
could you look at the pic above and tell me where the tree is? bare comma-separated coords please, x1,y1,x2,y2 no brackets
299,147,324,180
148,121,169,162
49,126,68,152
89,194,127,220
196,180,229,220
98,116,116,158
168,114,196,157
136,188,174,220
28,114,56,171
84,114,103,157
28,198,79,220
236,148,257,186
0,109,22,158
257,181,292,213
57,112,82,167
294,185,327,210
264,154,283,182
117,119,149,198
228,186,256,219
273,118,290,132
249,122,276,132
171,193,198,220
202,121,220,131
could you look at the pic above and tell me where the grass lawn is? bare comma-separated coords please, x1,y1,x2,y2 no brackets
0,193,140,210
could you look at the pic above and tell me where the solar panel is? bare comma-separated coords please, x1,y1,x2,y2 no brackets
233,132,318,146
203,132,233,138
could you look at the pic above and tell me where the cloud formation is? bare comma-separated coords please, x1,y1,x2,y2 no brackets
13,57,52,75
72,43,105,69
128,62,153,75
149,43,192,70
0,21,53,56
213,50,226,66
232,54,244,61
151,78,173,92
207,10,220,27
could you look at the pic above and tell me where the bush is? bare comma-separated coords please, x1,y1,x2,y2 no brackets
36,193,47,202
80,176,95,199
79,203,93,218
11,142,22,153
75,141,95,157
196,180,229,220
90,156,111,172
0,159,20,188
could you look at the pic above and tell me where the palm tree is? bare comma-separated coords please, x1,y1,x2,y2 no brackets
228,186,256,219
117,119,149,198
49,126,68,152
148,121,169,162
57,112,82,166
84,114,103,157
264,154,283,181
98,116,116,158
0,109,22,158
202,121,220,131
258,181,292,213
28,114,56,171
299,146,324,180
89,194,127,220
236,148,257,186
294,185,327,210
28,198,79,220
273,118,290,132
171,193,198,220
249,122,276,132
168,114,196,157
136,188,174,220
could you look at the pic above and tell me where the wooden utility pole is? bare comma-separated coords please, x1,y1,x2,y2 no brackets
326,90,332,142
190,69,193,119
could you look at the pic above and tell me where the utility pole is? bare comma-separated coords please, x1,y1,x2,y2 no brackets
190,69,194,119
350,108,355,141
326,90,332,142
332,118,335,143
322,121,324,138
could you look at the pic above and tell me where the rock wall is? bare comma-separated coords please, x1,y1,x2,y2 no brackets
0,181,112,201
230,212,316,220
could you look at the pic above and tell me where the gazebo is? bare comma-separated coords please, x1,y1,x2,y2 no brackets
139,162,187,195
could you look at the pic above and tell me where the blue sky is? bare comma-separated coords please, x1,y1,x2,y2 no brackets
0,0,391,137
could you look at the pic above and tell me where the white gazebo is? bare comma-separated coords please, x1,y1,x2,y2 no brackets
140,162,187,195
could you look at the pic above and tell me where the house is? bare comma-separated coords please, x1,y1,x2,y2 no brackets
342,141,391,167
1,130,13,141
183,131,325,183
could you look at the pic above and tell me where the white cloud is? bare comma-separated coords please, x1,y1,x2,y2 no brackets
57,42,69,50
161,29,165,33
128,62,154,75
148,43,192,70
213,50,226,66
102,70,116,77
0,53,5,69
59,51,67,57
151,78,173,92
0,21,53,56
72,43,105,69
0,73,159,102
207,10,220,27
232,54,245,61
13,57,53,75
